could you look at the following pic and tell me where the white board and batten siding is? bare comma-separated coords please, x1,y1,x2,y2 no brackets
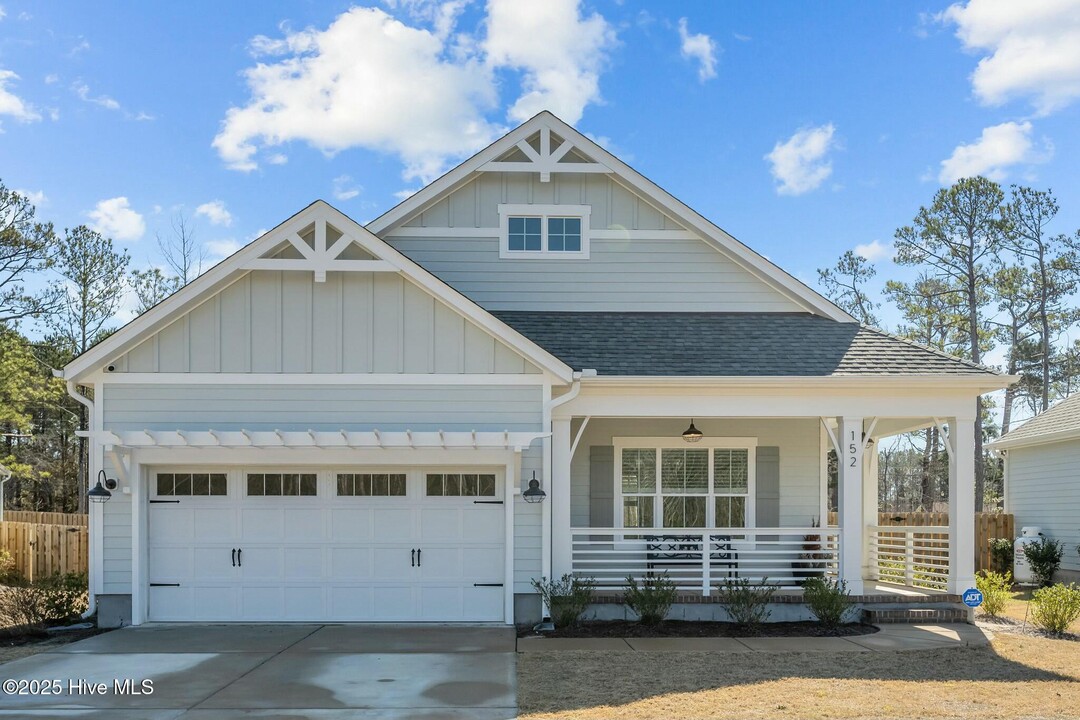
383,173,806,313
1006,441,1080,576
109,270,543,375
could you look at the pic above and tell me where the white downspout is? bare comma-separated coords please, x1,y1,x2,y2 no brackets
537,369,594,623
63,377,98,621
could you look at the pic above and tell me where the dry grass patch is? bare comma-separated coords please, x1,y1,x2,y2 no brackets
517,633,1080,720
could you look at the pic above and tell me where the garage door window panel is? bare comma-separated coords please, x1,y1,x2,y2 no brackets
247,473,318,497
337,473,406,497
156,472,227,497
426,473,496,497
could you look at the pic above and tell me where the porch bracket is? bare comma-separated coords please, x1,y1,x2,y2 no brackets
932,417,954,460
863,417,878,450
569,416,591,459
820,418,841,456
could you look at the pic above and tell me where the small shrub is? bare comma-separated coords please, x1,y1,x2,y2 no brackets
988,538,1014,574
0,572,88,630
975,570,1012,617
0,549,16,583
624,573,677,625
803,577,855,628
1023,537,1064,587
531,574,596,628
1030,582,1080,635
717,577,775,628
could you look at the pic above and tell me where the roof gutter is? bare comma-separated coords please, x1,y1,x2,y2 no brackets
577,374,1018,391
987,426,1080,451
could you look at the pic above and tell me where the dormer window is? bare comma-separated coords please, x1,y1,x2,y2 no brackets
499,204,590,259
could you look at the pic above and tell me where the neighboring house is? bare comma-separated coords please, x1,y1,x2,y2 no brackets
61,113,1011,627
990,394,1080,582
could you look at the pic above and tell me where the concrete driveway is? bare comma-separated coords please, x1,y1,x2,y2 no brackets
0,624,517,719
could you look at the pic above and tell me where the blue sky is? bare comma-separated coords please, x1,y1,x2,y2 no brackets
2,0,1079,343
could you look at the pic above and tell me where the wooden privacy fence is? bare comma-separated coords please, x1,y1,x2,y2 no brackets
1,510,88,526
0,522,89,581
828,511,1015,573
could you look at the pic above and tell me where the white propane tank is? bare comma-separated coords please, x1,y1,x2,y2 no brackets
1014,527,1044,584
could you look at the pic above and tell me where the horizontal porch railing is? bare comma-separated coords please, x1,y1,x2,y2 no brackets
868,525,950,592
571,527,840,594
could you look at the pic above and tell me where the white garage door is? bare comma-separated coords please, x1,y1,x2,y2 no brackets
147,467,506,622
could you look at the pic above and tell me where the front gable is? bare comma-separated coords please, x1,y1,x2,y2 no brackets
64,202,571,382
368,113,852,320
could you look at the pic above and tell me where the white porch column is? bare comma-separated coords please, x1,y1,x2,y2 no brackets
948,416,977,594
551,417,573,579
838,416,865,594
862,441,879,583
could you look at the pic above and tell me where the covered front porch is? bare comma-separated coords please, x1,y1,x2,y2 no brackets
544,381,979,599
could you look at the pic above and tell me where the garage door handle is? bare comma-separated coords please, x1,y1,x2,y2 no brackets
237,548,242,567
417,549,421,567
231,548,236,567
411,549,415,567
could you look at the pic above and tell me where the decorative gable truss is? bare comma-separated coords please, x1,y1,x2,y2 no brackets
477,126,611,183
241,217,394,282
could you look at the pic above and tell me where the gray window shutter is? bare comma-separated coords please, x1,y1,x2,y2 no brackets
756,446,780,527
590,446,614,527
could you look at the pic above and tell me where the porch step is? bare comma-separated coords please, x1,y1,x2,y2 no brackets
863,605,970,624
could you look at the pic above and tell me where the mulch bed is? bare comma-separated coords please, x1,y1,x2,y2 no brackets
0,625,107,649
518,620,879,639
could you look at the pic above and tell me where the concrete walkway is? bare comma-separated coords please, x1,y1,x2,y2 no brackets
0,624,517,719
517,623,993,653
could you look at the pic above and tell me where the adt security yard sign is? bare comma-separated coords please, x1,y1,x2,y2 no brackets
963,588,983,608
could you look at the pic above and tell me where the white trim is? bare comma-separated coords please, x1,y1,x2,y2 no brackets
240,259,395,273
100,373,550,386
477,125,612,182
61,201,575,383
365,112,855,322
987,426,1080,450
579,375,1013,390
612,436,758,531
498,204,591,260
89,429,546,452
504,452,518,624
385,227,696,241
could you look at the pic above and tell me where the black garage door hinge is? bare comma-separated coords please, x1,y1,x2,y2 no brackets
473,500,504,505
473,583,504,587
149,583,180,587
149,500,180,504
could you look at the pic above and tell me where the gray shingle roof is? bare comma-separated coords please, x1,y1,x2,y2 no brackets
992,393,1080,447
494,311,1000,377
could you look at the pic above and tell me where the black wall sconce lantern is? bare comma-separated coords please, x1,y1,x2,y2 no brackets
523,471,547,504
88,469,117,504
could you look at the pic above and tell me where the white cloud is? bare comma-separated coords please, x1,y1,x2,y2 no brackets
215,2,616,181
88,197,145,241
485,0,616,123
266,153,288,165
68,39,90,57
393,188,420,201
195,200,233,227
938,120,1051,183
332,175,361,201
0,7,6,21
44,73,58,84
14,188,46,206
854,239,892,262
214,6,499,182
677,17,718,82
0,70,41,126
764,124,838,196
205,238,241,260
73,81,120,110
941,0,1080,115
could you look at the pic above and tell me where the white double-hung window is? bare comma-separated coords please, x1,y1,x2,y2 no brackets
614,438,756,529
498,204,590,259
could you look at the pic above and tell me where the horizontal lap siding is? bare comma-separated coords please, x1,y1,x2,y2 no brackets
514,443,543,593
1007,442,1080,572
102,385,543,432
101,454,132,594
386,173,802,313
569,418,821,528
